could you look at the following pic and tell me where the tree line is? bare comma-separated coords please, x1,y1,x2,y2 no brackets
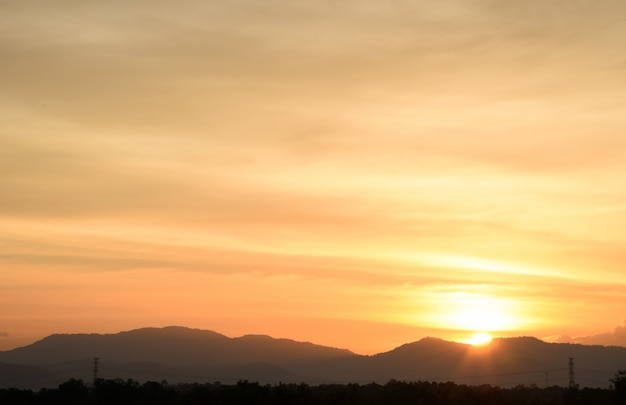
1,372,624,405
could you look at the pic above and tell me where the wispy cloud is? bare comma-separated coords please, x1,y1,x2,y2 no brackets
2,0,626,353
554,322,626,347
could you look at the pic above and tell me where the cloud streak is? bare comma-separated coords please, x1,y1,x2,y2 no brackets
555,322,626,347
2,0,626,353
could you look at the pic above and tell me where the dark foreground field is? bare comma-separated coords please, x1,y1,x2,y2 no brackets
2,377,625,405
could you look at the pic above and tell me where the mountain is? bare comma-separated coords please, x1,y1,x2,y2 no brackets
364,336,626,387
0,326,353,365
0,326,353,388
1,327,625,389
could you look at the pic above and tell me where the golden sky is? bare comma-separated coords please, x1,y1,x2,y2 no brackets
2,0,626,354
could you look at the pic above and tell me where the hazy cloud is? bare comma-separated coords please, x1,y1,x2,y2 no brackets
555,322,626,347
2,0,626,353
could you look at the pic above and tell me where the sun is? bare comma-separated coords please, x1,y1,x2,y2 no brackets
439,293,519,331
416,291,524,343
466,332,492,345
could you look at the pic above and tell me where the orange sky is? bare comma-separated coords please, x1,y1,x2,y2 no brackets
1,0,626,355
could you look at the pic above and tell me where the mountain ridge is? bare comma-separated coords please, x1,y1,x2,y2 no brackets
1,326,625,389
0,326,354,366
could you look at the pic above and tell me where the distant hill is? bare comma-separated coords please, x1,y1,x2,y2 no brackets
363,336,626,387
1,327,625,389
0,326,353,365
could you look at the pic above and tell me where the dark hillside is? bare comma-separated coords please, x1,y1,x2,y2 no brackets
1,328,625,389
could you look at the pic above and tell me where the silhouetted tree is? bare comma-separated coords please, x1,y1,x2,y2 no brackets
92,378,140,404
611,369,626,403
5,376,626,404
0,387,34,405
56,379,89,405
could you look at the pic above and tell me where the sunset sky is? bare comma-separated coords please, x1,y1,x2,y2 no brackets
2,0,626,355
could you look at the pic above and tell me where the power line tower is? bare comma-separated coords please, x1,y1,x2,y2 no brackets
93,357,100,384
568,357,576,388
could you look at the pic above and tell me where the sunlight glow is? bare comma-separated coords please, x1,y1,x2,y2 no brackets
466,332,492,345
431,292,521,332
4,0,626,356
425,255,547,277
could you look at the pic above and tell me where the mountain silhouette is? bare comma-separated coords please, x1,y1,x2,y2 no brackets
0,326,353,365
1,327,625,389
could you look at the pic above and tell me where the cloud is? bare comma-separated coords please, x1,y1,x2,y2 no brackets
3,0,626,181
2,0,626,352
555,322,626,347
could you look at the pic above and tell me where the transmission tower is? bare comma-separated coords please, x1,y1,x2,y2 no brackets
568,357,576,388
93,357,100,383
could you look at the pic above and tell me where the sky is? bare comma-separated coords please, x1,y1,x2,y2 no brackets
1,0,626,355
